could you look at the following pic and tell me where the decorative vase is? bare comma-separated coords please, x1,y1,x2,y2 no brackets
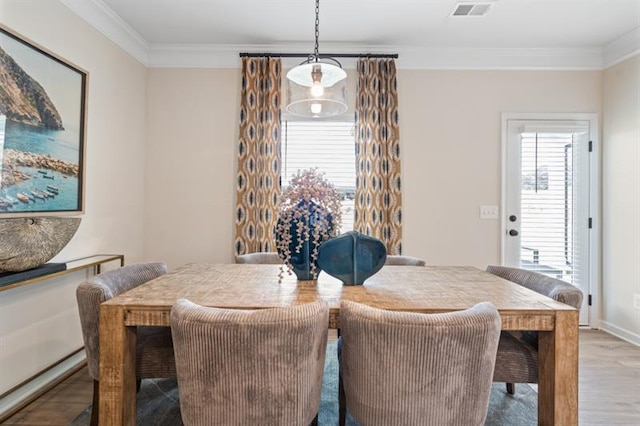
276,199,335,280
317,231,387,285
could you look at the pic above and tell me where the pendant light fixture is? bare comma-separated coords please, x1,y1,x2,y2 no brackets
286,0,348,118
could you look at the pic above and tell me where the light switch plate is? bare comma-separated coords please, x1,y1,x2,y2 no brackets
480,205,499,219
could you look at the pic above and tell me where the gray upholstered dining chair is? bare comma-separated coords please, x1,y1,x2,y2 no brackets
170,298,329,426
234,252,282,264
486,265,584,394
338,300,502,426
384,255,426,266
75,262,176,426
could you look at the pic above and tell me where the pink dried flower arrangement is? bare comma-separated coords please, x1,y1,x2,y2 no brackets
276,168,342,280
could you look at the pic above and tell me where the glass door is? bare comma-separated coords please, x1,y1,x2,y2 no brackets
505,118,593,324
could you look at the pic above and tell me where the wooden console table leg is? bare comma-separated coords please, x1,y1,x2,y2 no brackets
99,304,137,426
538,309,579,425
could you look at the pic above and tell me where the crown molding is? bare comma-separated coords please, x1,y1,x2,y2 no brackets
61,0,636,70
604,27,640,68
393,46,604,71
147,44,604,70
60,0,149,65
147,43,390,69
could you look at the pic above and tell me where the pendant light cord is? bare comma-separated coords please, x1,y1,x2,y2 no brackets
313,0,320,61
240,0,398,61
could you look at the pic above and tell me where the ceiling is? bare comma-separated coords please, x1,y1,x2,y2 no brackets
61,0,640,69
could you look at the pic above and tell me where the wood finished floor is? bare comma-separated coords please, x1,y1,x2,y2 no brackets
2,329,639,425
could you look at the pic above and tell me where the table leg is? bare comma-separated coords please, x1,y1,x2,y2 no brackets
538,309,579,425
99,304,137,426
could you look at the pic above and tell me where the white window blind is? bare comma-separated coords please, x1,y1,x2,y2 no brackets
281,121,355,233
519,127,589,286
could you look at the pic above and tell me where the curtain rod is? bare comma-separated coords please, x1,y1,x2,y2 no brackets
239,52,398,59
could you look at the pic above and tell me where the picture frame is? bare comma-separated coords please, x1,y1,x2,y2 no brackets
0,24,88,218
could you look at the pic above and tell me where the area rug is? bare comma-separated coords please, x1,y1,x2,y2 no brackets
70,341,537,425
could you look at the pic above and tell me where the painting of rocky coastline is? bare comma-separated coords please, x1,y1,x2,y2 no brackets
0,25,87,217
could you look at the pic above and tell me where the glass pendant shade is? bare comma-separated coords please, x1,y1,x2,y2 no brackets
284,0,348,118
286,77,348,118
286,62,347,87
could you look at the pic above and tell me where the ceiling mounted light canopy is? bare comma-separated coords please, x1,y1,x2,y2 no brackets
286,0,348,118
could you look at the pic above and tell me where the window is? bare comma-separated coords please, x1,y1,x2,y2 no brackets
519,130,581,279
281,120,355,233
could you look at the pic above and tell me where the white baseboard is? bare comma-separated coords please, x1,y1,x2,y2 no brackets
599,321,640,346
0,350,87,419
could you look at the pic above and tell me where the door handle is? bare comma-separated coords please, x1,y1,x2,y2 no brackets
509,229,518,236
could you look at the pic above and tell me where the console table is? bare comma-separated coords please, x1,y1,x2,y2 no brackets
0,254,125,422
0,254,124,293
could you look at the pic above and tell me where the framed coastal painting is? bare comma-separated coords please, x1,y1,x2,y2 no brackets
0,24,87,217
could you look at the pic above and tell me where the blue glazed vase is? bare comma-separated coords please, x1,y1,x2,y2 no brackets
317,231,387,285
276,200,335,280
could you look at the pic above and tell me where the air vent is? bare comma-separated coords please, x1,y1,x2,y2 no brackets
451,2,493,17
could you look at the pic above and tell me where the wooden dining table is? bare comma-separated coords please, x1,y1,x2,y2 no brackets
98,263,578,425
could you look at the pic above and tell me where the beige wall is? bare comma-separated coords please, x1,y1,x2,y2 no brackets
602,55,640,340
0,0,148,395
145,68,601,270
144,68,239,269
399,70,602,267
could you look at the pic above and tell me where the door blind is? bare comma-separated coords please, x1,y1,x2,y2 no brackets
518,127,589,286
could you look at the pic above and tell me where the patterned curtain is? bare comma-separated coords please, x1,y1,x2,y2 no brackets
234,57,282,255
354,58,402,255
